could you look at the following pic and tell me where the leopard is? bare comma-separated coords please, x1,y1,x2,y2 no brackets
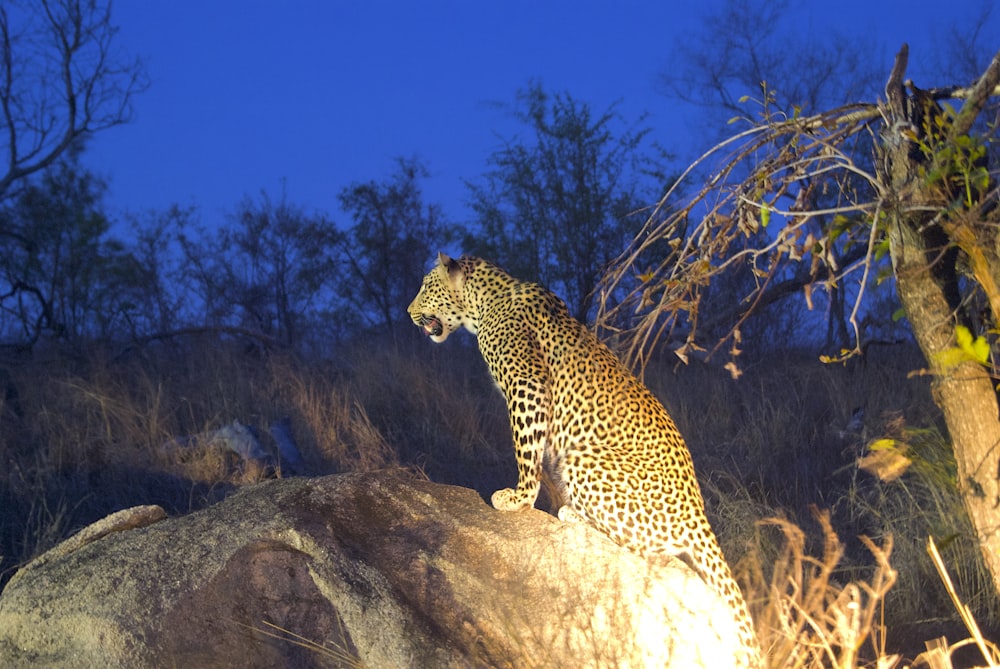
407,253,762,667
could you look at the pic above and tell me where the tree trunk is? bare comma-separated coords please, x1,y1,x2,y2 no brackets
881,46,1000,596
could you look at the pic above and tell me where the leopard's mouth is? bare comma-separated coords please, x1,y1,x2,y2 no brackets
418,315,443,338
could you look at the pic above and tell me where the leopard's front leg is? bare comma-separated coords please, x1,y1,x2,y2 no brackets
490,376,549,511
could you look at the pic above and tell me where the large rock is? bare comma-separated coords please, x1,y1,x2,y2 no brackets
0,472,744,668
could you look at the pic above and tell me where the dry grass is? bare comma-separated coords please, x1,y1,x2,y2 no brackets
919,539,1000,668
245,620,366,668
0,336,997,665
0,338,406,581
742,508,1000,669
747,509,898,668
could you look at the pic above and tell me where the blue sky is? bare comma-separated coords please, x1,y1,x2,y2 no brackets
83,1,996,228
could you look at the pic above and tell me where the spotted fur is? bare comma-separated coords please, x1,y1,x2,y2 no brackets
408,253,761,667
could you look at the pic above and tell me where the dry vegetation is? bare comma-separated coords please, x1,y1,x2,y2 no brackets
0,334,996,667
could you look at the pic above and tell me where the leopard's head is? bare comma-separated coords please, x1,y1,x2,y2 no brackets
407,252,469,343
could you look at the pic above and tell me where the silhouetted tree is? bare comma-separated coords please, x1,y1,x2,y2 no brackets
178,189,343,349
0,152,145,346
0,0,145,347
467,82,668,321
121,204,201,338
337,157,455,339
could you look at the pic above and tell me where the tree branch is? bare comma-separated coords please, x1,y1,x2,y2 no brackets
884,44,909,120
949,48,1000,140
0,0,146,199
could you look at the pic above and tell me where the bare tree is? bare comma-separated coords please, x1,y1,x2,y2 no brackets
598,46,1000,597
0,0,145,347
660,0,882,139
0,0,146,199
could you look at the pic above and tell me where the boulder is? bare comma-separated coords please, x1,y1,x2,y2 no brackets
0,472,744,668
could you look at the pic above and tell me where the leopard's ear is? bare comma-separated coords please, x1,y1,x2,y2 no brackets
437,252,466,290
439,252,464,280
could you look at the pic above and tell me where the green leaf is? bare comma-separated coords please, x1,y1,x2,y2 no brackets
933,347,968,370
955,324,973,348
891,307,906,322
972,167,990,193
827,214,849,243
932,324,991,370
876,265,894,286
759,202,770,228
956,324,990,365
868,438,897,451
874,238,891,262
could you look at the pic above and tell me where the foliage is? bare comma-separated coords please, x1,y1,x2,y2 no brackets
118,205,197,338
600,40,1000,615
653,0,903,354
0,0,146,349
466,82,669,320
0,155,453,354
932,324,991,371
2,3,998,663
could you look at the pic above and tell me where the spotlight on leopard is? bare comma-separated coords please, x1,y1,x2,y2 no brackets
408,253,762,668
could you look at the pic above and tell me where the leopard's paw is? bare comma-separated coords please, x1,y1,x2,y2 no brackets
557,505,587,523
491,488,533,511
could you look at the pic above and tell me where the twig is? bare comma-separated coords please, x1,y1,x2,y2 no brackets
926,536,1000,667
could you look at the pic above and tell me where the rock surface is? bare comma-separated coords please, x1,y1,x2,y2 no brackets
0,472,744,668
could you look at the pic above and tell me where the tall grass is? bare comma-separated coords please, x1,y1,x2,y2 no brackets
653,345,998,660
0,335,995,664
747,508,898,668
